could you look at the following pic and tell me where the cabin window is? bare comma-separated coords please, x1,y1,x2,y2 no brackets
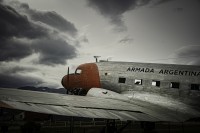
191,84,200,91
135,79,142,85
118,77,126,83
152,80,160,87
75,69,82,74
170,82,179,89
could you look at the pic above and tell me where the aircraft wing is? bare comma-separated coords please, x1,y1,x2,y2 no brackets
0,88,198,122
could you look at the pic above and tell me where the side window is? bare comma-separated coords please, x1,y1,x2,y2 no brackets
118,77,126,83
170,82,179,89
152,80,160,87
135,79,142,85
191,84,200,91
75,69,82,74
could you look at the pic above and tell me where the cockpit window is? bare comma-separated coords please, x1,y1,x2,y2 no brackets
75,69,82,74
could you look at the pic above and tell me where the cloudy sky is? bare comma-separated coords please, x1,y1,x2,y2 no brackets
0,0,200,88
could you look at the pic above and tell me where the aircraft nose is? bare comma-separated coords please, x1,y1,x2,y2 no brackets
61,75,68,89
61,74,80,90
61,63,101,92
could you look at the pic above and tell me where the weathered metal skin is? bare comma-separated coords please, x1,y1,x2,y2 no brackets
96,61,200,109
96,61,200,95
1,61,200,122
0,101,13,108
62,61,200,99
61,61,200,121
62,63,101,92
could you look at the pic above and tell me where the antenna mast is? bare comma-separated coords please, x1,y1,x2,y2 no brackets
94,56,101,62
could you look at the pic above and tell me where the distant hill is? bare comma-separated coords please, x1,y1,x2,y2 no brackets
18,86,66,94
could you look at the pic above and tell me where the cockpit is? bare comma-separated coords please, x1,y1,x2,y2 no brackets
75,69,82,75
61,63,101,95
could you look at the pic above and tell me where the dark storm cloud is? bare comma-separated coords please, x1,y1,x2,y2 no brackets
87,0,173,30
0,73,43,88
33,38,76,65
87,0,137,30
30,11,78,36
0,64,41,88
170,46,200,65
0,3,48,39
0,65,36,74
0,1,79,65
0,38,32,61
7,1,78,36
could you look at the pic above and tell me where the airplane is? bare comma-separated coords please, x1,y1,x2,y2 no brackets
0,60,200,123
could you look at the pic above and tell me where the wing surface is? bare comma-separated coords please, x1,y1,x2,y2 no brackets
0,88,198,122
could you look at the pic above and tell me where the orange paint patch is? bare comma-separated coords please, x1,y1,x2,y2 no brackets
62,63,101,91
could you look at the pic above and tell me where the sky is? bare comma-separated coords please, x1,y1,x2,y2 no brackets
0,0,200,88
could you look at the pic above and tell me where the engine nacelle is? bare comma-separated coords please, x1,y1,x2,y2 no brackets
87,88,129,101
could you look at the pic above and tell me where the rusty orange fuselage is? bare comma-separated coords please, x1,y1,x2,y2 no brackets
62,63,101,92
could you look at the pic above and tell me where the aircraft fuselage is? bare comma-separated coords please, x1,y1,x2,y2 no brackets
62,61,200,113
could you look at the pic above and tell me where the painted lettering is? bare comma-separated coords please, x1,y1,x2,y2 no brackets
127,67,200,77
174,70,178,75
169,70,174,75
135,68,141,72
197,72,200,76
159,69,163,74
164,70,169,75
191,71,197,76
179,71,184,76
150,69,154,73
145,68,150,72
140,68,144,72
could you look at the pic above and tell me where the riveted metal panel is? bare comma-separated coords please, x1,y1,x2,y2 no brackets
96,61,200,98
